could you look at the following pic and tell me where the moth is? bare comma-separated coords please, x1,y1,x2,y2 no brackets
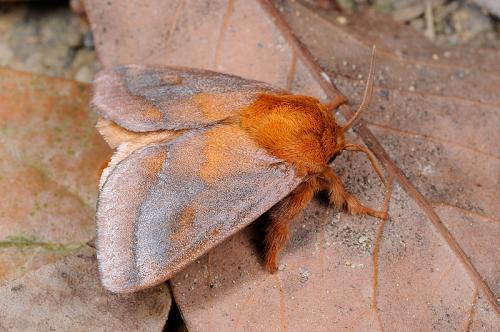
93,47,389,293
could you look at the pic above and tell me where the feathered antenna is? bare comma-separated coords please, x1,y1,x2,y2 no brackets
342,45,376,132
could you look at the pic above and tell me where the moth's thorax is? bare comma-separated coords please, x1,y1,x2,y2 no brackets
241,93,342,176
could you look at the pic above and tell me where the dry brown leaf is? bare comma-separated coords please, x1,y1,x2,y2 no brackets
0,69,110,283
0,69,173,329
0,247,171,331
85,0,499,330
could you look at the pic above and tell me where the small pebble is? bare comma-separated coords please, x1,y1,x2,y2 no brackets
378,89,389,98
331,213,340,224
336,16,347,25
299,267,311,283
432,53,439,60
358,236,368,243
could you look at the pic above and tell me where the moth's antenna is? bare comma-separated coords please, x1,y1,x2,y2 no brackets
342,45,376,132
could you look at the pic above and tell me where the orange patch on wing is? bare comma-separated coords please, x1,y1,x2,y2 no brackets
142,104,164,122
194,92,249,122
139,148,167,178
171,207,195,245
128,93,164,122
194,92,227,121
200,125,260,183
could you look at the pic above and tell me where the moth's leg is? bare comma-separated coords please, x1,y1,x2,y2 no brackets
342,143,389,189
320,168,388,220
265,178,319,272
326,95,348,111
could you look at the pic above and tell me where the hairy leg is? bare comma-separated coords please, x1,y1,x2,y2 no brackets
265,178,319,272
320,168,388,220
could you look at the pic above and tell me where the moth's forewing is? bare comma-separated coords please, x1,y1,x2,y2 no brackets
96,125,301,293
92,65,285,132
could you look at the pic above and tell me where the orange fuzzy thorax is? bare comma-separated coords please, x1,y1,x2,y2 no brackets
241,93,343,176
